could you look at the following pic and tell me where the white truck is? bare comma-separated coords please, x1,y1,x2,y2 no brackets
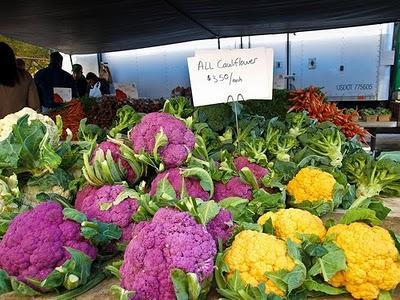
66,23,395,101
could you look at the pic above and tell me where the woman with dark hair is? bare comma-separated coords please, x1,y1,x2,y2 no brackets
0,42,40,118
86,72,110,96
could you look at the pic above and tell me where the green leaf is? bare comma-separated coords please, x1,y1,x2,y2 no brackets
0,136,21,169
187,273,201,300
239,167,259,190
378,291,393,300
262,218,274,235
37,192,72,208
287,240,302,261
301,235,327,258
155,177,176,200
11,116,61,175
303,279,346,295
216,288,244,300
10,277,41,296
64,248,92,289
218,197,250,221
105,265,121,279
285,264,306,294
182,168,214,198
228,270,246,291
109,105,141,137
284,240,306,293
324,219,336,229
340,184,356,209
339,208,382,225
175,197,199,219
233,222,263,234
63,208,87,223
265,269,289,292
289,198,333,217
112,188,141,207
171,269,189,300
368,201,391,220
81,220,122,247
197,200,220,225
215,252,230,289
249,189,285,216
38,130,62,173
82,148,126,186
0,269,12,295
110,284,135,300
41,247,93,290
41,268,64,290
309,242,346,281
153,128,168,163
389,230,400,253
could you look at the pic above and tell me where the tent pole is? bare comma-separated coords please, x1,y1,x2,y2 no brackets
97,53,103,75
286,33,290,90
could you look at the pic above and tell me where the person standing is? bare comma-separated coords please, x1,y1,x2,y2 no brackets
86,72,110,96
0,42,40,118
72,64,88,97
34,52,77,111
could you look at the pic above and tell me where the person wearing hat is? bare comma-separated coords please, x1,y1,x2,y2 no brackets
72,64,88,97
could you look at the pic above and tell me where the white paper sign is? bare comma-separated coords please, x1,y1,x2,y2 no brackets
187,48,273,106
53,87,72,103
113,83,139,99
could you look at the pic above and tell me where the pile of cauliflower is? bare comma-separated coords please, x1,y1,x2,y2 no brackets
219,208,400,300
1,105,400,300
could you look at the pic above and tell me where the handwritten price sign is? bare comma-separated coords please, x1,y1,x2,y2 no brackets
187,48,273,106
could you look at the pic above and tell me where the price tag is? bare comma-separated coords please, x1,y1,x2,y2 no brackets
187,48,273,106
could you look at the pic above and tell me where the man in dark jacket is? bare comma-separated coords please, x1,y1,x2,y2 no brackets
34,52,77,111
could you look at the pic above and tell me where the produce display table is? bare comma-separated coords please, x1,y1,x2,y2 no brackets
358,121,400,155
2,197,400,300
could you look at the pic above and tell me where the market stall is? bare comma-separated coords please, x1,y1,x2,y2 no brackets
1,1,400,300
0,91,399,300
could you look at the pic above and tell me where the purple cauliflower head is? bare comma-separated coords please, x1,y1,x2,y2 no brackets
149,168,209,200
129,112,195,168
206,209,234,243
0,202,97,284
75,185,139,242
120,208,216,300
213,177,252,202
93,140,137,184
234,156,268,182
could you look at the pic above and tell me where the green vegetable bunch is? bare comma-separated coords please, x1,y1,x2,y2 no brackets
342,151,400,207
298,122,345,168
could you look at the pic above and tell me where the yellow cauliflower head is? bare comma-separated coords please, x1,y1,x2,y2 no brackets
257,208,326,243
287,167,336,203
326,222,400,300
224,230,296,296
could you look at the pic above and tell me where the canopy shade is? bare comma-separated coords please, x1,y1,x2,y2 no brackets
0,0,399,54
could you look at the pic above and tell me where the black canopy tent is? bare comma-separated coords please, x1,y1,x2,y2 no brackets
0,0,399,54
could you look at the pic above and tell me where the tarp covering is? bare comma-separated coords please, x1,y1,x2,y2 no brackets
0,0,399,54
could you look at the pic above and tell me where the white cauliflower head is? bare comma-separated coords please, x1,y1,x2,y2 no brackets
0,108,59,145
